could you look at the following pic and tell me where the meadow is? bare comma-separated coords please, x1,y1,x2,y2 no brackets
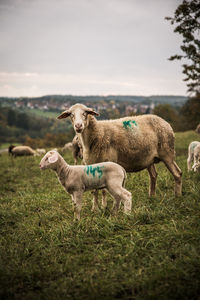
0,131,200,300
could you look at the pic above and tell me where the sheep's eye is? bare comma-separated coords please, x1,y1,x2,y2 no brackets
71,113,74,119
82,113,87,119
45,157,48,161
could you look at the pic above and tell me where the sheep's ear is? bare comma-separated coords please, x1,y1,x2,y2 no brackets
57,110,71,119
85,108,99,116
48,152,58,163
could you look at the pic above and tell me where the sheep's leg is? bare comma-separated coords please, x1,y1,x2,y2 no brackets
72,191,83,220
91,190,99,211
147,164,157,197
163,160,182,196
101,189,107,208
187,153,193,171
108,186,132,214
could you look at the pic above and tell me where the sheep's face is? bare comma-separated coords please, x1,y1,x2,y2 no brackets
39,151,59,170
57,103,99,134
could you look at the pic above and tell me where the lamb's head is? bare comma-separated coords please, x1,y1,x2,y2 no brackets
39,150,59,170
192,145,200,172
57,103,99,133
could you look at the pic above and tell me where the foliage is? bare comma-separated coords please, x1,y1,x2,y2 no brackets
0,131,200,299
0,106,73,145
166,0,200,93
180,92,200,130
153,104,181,131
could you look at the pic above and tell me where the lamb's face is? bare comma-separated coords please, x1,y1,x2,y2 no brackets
193,147,200,172
39,151,58,170
57,104,99,134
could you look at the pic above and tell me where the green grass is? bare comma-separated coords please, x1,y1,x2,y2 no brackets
0,131,200,299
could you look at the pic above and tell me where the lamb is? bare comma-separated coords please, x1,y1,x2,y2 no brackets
10,145,38,157
39,150,132,220
187,141,200,172
57,103,182,208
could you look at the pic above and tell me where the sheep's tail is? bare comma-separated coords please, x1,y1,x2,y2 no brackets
122,167,127,187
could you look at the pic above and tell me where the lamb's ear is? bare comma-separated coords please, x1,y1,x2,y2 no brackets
57,110,71,119
48,152,58,163
85,108,99,116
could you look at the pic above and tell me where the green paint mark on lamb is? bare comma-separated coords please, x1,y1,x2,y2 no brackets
123,120,138,129
84,165,104,179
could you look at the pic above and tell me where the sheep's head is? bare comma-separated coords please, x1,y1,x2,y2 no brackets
192,146,200,172
57,103,99,134
39,150,59,170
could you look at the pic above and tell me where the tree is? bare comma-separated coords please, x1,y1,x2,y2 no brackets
153,104,181,131
180,93,200,130
166,0,200,93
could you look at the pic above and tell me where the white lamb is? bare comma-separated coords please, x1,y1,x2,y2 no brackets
57,103,182,209
187,141,200,172
39,150,132,220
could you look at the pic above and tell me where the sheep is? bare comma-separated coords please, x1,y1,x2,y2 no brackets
10,145,38,157
57,103,182,208
62,142,73,153
187,141,200,172
72,135,83,164
39,150,132,220
36,148,46,155
195,124,200,134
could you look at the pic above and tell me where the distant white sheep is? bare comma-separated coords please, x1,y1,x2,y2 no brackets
62,142,73,153
39,150,132,220
195,124,200,134
57,103,182,207
187,141,200,172
10,145,38,157
36,148,46,155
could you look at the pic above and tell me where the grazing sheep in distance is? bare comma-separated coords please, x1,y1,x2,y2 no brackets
39,150,132,220
57,103,182,208
10,145,38,157
36,148,46,155
187,141,200,172
62,142,73,153
195,124,200,134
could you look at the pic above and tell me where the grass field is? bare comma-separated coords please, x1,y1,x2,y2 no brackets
0,131,200,300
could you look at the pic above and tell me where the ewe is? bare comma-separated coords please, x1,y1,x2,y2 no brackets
187,141,200,172
39,150,132,220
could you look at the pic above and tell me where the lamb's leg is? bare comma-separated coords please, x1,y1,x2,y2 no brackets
147,164,157,197
187,153,193,171
108,186,132,214
163,159,182,196
101,189,107,208
91,190,99,211
72,191,83,220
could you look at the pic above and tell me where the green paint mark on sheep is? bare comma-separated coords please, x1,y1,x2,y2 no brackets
84,165,104,179
123,120,138,129
191,142,198,150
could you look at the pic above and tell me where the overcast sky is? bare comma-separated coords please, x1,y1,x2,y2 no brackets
0,0,186,97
